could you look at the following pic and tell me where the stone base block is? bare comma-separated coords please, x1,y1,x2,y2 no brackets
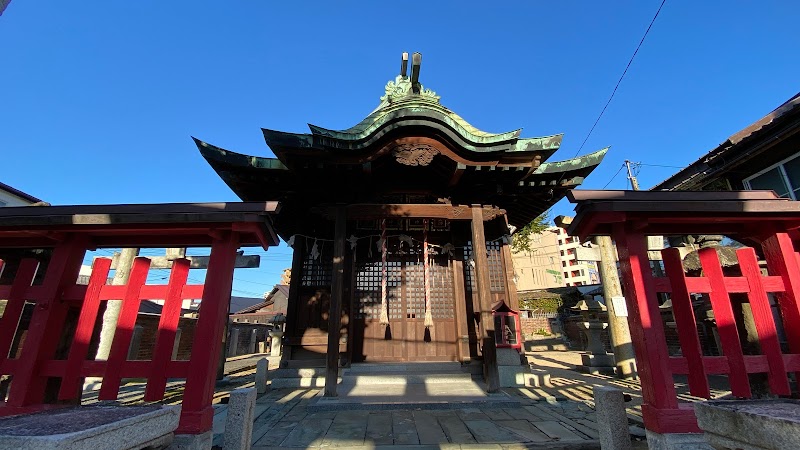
694,399,800,450
0,405,179,450
496,347,523,366
498,365,526,387
169,431,212,450
526,369,551,388
645,430,712,450
578,353,616,375
581,353,615,366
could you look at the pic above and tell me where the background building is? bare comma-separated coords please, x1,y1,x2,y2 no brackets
0,182,41,207
511,228,563,291
554,227,598,287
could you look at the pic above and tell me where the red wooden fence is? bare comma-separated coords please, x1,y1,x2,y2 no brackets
614,227,800,433
0,233,239,434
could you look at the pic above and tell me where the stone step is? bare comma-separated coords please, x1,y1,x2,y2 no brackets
524,337,571,352
270,376,341,388
343,362,480,374
271,367,327,379
342,372,476,385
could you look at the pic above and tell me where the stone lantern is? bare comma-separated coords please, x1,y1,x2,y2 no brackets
573,294,615,374
269,313,285,357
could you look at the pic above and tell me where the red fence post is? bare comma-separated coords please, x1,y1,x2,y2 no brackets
177,232,239,434
612,224,696,433
6,235,87,407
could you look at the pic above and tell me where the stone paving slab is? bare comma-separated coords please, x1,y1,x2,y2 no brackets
235,387,606,448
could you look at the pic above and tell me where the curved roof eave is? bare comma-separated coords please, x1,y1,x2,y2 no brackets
264,115,562,157
194,137,289,171
532,147,609,174
308,100,523,144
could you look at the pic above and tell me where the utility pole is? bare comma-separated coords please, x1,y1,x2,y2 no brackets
594,236,637,379
595,159,640,379
624,160,640,191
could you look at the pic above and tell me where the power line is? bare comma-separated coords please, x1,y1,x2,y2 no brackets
602,163,626,189
570,0,667,159
639,162,685,169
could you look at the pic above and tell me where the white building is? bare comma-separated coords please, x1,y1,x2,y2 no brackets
554,227,599,287
0,181,42,207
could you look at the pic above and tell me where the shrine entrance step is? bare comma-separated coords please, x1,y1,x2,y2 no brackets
309,362,519,411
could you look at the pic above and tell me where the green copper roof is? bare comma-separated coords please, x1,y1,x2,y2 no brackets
194,138,288,171
533,147,609,174
281,74,564,154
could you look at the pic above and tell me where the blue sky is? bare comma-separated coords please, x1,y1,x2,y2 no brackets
2,2,799,293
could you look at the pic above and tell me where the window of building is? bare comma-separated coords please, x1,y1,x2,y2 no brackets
744,154,800,199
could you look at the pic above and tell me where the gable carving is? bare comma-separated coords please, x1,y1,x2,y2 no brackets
392,144,440,166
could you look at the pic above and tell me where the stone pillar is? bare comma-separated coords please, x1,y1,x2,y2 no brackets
255,358,269,394
223,388,257,450
127,325,144,361
227,328,240,358
593,386,632,450
269,329,283,356
171,328,182,360
248,329,257,354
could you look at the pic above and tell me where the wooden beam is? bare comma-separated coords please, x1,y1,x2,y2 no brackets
470,205,499,392
324,207,347,397
312,204,505,221
449,163,466,187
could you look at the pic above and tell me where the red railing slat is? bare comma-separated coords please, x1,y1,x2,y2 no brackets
761,233,800,383
662,248,710,398
738,247,790,395
0,259,38,369
144,258,190,401
58,258,111,400
98,257,151,400
698,248,752,398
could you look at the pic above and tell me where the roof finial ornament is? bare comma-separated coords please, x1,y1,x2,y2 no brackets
379,51,439,105
410,52,422,94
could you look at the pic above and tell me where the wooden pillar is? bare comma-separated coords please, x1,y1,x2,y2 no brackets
177,231,239,434
283,237,305,364
500,215,519,311
471,205,499,392
6,235,87,407
452,258,468,362
324,207,347,397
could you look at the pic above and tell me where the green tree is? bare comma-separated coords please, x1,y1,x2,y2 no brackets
511,213,550,253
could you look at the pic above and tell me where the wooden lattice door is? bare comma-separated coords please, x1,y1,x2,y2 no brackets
353,239,457,362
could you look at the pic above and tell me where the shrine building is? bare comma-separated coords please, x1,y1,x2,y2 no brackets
197,53,606,392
